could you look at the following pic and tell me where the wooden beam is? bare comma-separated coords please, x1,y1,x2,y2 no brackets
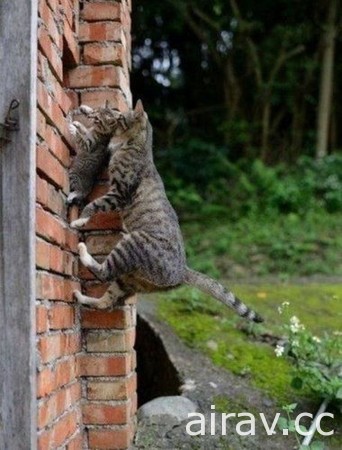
0,1,37,449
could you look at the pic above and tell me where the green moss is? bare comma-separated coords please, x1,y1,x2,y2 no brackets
157,283,342,405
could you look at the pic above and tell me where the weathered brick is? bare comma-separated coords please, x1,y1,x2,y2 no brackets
65,65,124,89
36,144,68,192
78,354,132,376
36,304,49,333
36,271,80,301
38,382,81,429
83,42,124,65
81,307,134,329
49,303,75,329
38,332,81,364
81,2,120,22
79,21,122,43
37,356,79,398
80,88,128,111
88,426,134,450
85,233,122,255
38,26,63,82
86,328,136,352
87,373,137,401
38,410,78,450
83,402,129,425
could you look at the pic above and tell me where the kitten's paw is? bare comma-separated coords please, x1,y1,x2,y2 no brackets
66,192,83,206
78,242,93,267
68,122,77,137
80,105,94,116
71,217,89,229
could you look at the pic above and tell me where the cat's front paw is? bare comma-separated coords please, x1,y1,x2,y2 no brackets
71,217,89,229
66,191,83,206
78,242,93,267
79,105,94,116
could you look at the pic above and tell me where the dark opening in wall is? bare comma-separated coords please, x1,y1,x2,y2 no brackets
136,314,181,407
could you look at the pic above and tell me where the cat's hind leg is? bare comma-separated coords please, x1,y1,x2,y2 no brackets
77,233,142,282
74,282,127,309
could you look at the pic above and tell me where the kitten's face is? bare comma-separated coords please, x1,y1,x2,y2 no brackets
91,100,147,138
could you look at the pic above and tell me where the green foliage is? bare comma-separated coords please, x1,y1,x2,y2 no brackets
159,152,342,218
277,307,342,403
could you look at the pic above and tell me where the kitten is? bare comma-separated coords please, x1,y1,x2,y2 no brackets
67,107,110,205
71,101,263,323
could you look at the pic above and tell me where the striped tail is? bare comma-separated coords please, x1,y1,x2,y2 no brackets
184,268,263,323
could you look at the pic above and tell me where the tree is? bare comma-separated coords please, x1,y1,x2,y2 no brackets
316,0,340,159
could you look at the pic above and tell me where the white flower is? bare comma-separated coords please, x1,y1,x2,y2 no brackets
290,316,305,333
275,344,285,357
292,339,299,347
278,301,290,314
312,336,321,343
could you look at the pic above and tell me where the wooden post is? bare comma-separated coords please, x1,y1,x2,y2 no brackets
0,1,37,449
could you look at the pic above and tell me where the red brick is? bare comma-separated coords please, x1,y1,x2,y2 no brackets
36,271,80,301
86,328,136,352
80,89,128,111
49,303,75,329
36,175,65,217
38,410,78,450
38,333,81,364
87,373,137,400
36,239,51,270
85,233,122,255
37,356,79,398
83,211,122,231
63,18,80,66
36,205,66,246
65,65,123,89
83,42,124,65
37,107,47,138
38,0,62,49
38,26,63,82
83,403,129,425
79,21,122,43
81,2,120,21
84,282,110,298
36,304,49,333
88,426,134,450
66,432,83,450
38,382,81,429
78,354,132,376
36,144,68,192
81,308,133,329
37,79,69,139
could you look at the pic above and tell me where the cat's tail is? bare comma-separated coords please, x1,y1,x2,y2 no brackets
183,267,263,323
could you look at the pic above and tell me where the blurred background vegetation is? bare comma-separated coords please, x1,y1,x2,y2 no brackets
131,0,341,279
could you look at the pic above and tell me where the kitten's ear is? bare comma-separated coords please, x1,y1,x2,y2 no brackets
134,99,145,117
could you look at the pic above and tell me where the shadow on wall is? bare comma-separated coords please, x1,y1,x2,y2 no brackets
136,314,181,406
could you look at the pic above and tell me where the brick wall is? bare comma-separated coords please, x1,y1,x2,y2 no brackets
35,1,136,449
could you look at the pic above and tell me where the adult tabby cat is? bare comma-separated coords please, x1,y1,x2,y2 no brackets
70,101,263,323
67,110,110,205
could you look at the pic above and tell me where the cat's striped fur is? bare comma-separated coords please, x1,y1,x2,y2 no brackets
67,111,110,205
71,101,263,323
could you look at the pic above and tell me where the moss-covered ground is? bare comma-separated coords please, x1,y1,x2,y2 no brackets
156,282,342,448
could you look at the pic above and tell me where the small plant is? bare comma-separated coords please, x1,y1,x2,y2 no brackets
276,302,342,447
276,302,342,401
278,403,324,450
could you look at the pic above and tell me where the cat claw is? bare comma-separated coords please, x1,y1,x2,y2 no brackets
70,218,89,229
73,289,84,303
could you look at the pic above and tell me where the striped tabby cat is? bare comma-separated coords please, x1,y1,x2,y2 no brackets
67,108,110,205
70,101,263,322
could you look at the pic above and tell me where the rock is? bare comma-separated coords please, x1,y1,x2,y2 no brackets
137,396,198,423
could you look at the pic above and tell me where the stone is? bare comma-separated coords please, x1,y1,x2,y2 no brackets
137,396,198,423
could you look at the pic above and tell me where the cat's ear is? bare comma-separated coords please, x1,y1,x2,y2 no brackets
134,99,145,117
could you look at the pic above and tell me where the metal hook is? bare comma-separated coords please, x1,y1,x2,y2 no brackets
0,99,20,144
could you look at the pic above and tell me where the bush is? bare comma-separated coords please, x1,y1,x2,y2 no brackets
157,140,342,218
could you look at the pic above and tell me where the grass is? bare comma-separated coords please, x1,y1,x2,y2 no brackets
157,283,342,404
181,211,342,280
